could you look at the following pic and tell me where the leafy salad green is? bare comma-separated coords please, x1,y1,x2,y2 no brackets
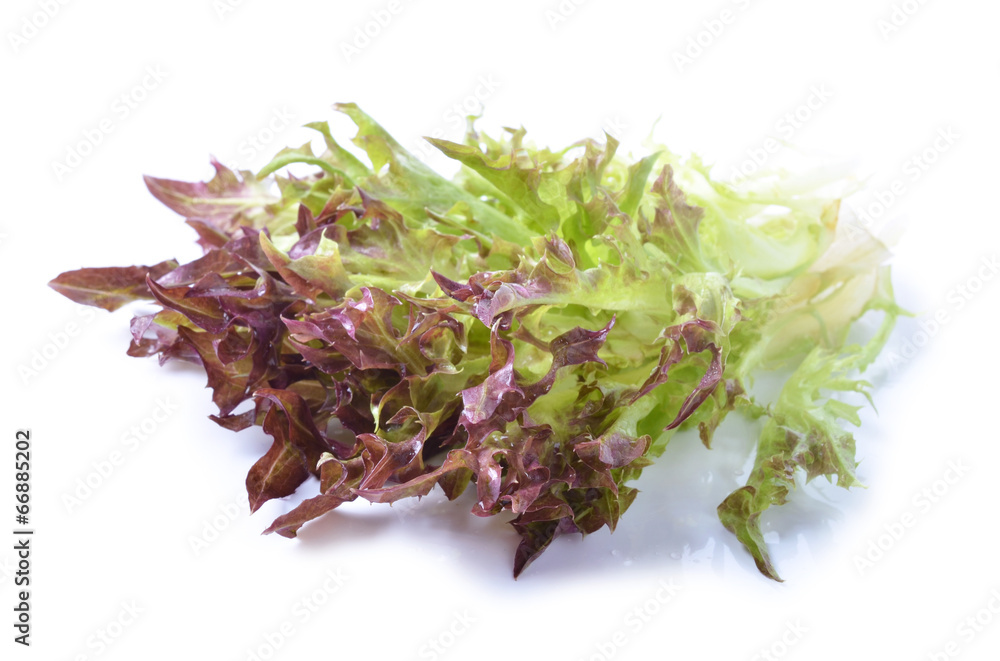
50,104,902,579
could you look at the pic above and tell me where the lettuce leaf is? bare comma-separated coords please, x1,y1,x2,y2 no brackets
49,105,903,580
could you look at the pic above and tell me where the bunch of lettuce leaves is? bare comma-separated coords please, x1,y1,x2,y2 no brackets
50,104,902,580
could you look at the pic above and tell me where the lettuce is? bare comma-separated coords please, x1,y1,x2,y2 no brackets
49,104,903,580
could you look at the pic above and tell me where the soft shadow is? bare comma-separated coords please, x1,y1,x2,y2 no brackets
276,411,855,585
516,415,852,582
290,484,520,584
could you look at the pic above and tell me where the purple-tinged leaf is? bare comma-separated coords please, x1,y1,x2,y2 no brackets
512,517,579,579
156,250,241,287
354,449,474,504
146,276,229,333
262,493,345,537
246,438,311,514
177,327,260,416
254,388,332,470
185,219,230,251
49,260,178,311
574,432,651,472
144,159,278,234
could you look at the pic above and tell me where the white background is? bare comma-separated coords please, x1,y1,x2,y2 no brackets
3,0,1000,659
